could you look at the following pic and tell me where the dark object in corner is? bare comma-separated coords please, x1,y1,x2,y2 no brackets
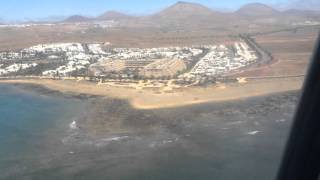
277,35,320,180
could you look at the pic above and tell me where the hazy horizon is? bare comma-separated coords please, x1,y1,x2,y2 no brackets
0,0,319,22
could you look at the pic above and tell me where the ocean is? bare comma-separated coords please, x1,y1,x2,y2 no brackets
0,84,85,179
0,84,297,180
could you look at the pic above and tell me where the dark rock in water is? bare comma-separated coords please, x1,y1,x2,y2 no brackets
0,83,300,180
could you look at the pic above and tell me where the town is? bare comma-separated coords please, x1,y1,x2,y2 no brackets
0,37,261,88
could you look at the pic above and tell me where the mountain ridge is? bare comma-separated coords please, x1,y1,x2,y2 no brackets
97,11,131,20
236,3,280,16
63,15,92,23
59,2,320,23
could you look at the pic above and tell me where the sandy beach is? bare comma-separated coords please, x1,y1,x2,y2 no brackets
0,77,304,109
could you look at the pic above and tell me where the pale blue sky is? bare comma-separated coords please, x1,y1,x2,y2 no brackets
0,0,318,21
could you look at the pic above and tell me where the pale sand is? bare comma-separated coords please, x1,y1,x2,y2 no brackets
0,78,303,109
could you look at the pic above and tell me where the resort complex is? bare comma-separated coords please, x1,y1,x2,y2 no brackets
0,36,262,87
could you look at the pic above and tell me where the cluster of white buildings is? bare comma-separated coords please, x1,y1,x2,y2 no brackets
292,21,320,26
0,63,37,75
0,52,22,60
42,60,90,77
92,20,120,29
88,44,110,55
187,41,257,77
0,23,55,28
0,21,119,29
234,42,257,64
30,43,105,77
0,40,259,80
0,43,110,77
24,43,85,54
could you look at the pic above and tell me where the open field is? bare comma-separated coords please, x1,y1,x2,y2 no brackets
235,26,319,77
0,25,237,51
0,24,306,51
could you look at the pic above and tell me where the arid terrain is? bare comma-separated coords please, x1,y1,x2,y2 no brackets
236,26,319,77
0,1,319,179
0,2,319,50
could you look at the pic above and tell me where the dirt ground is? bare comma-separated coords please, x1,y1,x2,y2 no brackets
0,25,236,51
236,26,319,77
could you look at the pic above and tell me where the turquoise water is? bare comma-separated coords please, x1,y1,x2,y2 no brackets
0,84,84,179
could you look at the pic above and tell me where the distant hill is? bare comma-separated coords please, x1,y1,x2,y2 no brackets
236,3,280,17
142,1,249,29
63,15,92,23
97,11,131,20
155,1,214,18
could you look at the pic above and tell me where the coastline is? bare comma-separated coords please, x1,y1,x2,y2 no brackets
0,77,303,109
0,79,300,180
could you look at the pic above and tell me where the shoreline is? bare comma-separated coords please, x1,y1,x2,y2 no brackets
0,77,303,109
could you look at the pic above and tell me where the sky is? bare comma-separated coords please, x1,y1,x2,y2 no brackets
0,0,319,21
